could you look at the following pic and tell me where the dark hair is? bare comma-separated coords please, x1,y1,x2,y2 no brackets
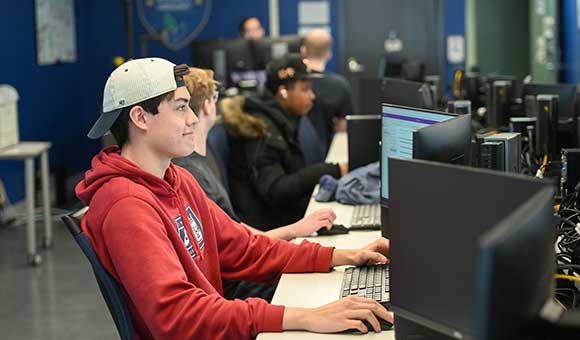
239,16,259,35
109,91,175,147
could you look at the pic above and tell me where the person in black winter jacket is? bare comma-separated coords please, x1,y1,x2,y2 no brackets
222,54,348,230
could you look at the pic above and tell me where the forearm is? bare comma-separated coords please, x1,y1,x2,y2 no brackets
243,222,298,241
264,224,296,240
282,307,311,330
330,249,356,267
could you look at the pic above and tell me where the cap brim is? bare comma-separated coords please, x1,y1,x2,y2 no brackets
87,109,122,139
296,72,324,80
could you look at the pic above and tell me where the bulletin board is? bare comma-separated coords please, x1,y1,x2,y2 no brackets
35,0,77,65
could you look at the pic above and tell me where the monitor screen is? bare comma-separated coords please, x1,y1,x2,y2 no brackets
388,158,553,339
382,77,434,110
380,104,453,201
413,113,472,165
476,186,555,340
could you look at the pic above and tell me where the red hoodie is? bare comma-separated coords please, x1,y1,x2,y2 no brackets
75,147,335,340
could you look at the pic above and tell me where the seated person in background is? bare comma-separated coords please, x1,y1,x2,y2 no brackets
223,54,348,230
76,57,392,339
239,16,265,40
174,67,336,241
301,29,353,147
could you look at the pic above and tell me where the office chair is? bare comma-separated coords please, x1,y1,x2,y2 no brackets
207,119,231,193
298,116,326,165
62,208,135,340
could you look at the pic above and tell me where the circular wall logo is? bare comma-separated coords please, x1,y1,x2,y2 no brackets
137,0,213,51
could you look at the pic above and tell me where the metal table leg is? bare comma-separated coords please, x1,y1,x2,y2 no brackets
40,150,52,248
25,157,41,265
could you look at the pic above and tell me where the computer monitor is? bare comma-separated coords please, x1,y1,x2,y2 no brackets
413,113,472,165
191,39,229,84
353,77,383,114
249,35,303,70
522,83,578,124
346,114,381,170
476,186,555,340
380,104,455,203
382,77,434,109
388,157,553,340
191,38,261,88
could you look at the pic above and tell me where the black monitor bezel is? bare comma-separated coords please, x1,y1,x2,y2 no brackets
379,103,457,207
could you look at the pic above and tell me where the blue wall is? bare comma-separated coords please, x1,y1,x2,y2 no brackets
443,0,466,96
0,0,463,202
0,2,99,204
562,0,580,83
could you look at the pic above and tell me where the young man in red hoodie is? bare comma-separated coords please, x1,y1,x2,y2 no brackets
76,57,392,339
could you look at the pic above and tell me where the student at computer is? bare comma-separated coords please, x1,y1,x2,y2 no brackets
223,54,348,230
239,16,265,40
174,66,336,241
301,29,353,147
76,57,392,339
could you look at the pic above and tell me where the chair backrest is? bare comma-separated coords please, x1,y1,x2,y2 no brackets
207,120,231,193
62,208,135,340
298,116,326,165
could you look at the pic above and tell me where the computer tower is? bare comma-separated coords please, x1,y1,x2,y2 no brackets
447,100,471,114
536,94,559,160
483,133,521,173
561,149,580,197
524,94,537,117
479,141,505,171
486,80,513,128
509,117,536,135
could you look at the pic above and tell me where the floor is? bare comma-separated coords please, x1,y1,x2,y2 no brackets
0,216,118,339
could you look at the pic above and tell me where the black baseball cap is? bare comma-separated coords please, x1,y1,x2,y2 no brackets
265,53,320,93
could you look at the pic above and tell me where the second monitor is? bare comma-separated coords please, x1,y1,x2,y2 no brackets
381,104,471,202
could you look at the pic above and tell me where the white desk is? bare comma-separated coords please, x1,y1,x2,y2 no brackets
258,133,394,339
0,142,53,265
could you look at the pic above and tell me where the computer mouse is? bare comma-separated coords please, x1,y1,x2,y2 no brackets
341,318,393,334
317,224,350,236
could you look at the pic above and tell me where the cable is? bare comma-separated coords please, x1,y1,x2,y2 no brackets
453,69,463,98
559,264,580,270
555,274,580,283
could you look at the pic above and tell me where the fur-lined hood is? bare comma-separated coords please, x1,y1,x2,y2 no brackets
219,96,267,140
220,94,300,143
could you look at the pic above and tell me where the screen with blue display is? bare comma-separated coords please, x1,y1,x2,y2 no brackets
381,104,453,200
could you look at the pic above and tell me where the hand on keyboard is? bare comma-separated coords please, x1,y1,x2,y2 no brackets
332,238,390,267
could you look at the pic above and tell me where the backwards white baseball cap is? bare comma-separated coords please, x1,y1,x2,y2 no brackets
87,57,187,139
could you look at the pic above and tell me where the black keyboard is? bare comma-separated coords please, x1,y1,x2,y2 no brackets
350,204,381,230
340,264,390,305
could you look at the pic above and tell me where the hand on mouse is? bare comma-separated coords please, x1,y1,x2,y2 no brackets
282,296,393,333
286,208,336,238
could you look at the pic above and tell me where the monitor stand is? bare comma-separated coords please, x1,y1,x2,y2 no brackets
394,315,454,340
